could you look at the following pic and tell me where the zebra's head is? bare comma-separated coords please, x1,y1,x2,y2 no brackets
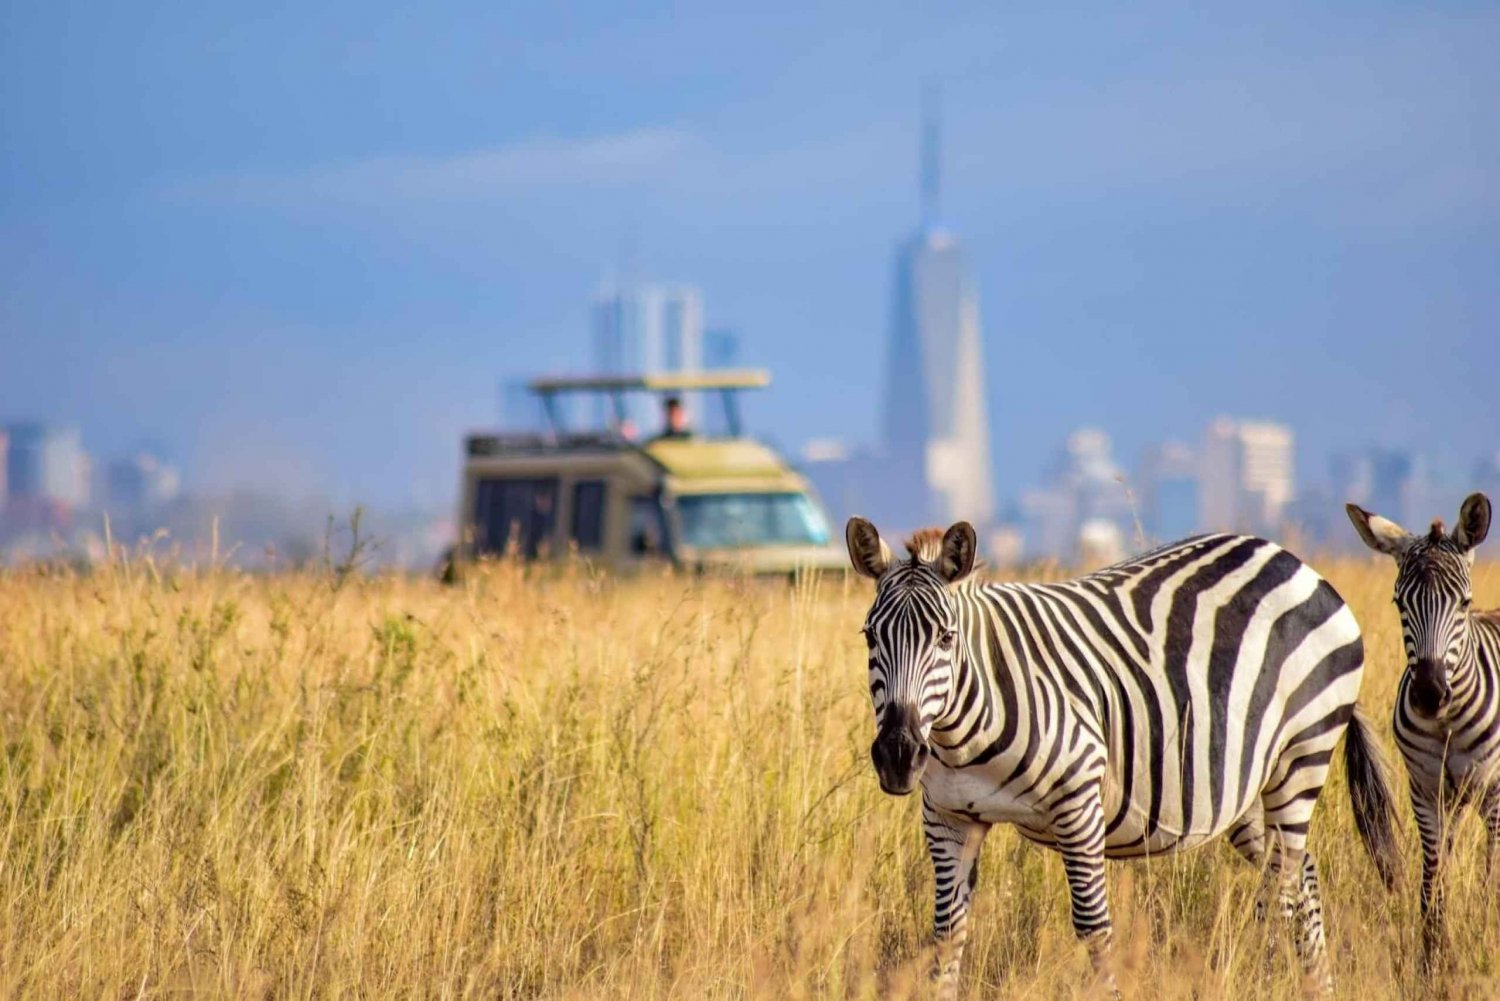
846,517,978,796
1347,492,1491,719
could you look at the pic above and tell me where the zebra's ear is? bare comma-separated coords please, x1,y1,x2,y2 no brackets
1345,503,1412,558
1454,493,1491,551
846,517,892,579
938,521,977,582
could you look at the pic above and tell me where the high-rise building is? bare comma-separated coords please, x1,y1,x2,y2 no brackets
104,452,180,517
1015,428,1137,563
593,283,703,375
1199,418,1294,534
1017,486,1075,562
1334,447,1420,527
704,327,740,369
878,91,994,530
592,281,704,427
1475,451,1500,503
1139,441,1199,542
3,423,90,531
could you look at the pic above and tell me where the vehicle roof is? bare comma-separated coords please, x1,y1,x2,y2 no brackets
465,431,633,458
528,369,770,394
464,431,808,493
643,437,799,487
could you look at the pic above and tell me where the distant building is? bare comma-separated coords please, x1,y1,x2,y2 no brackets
4,423,89,509
795,95,995,537
3,423,90,531
592,281,704,427
1335,447,1419,524
1200,418,1294,535
1018,486,1075,562
1058,429,1134,532
877,93,994,531
1078,518,1126,567
593,282,703,375
1139,441,1199,542
986,523,1024,567
704,327,741,369
801,439,884,529
1476,451,1500,503
1020,429,1137,563
104,452,181,518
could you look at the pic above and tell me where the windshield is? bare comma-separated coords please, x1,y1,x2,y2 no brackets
675,492,831,549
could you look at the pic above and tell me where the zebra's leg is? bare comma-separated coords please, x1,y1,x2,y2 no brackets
1227,807,1286,979
1260,750,1334,993
1254,828,1332,994
1412,784,1453,971
1295,852,1330,985
923,798,990,1001
1228,806,1267,870
1052,785,1116,997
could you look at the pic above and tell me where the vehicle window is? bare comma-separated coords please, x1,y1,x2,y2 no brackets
629,496,670,556
570,480,607,551
473,477,559,558
675,493,831,549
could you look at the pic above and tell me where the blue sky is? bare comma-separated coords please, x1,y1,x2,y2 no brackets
3,2,1497,510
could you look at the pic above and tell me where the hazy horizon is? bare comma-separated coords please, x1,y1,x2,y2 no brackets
4,3,1497,512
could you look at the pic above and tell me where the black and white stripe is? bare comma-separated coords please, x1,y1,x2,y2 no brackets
847,518,1399,998
1348,491,1499,968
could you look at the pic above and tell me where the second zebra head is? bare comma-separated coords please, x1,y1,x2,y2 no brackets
1347,492,1492,718
846,518,978,796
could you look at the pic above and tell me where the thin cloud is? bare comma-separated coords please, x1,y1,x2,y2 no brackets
169,127,699,205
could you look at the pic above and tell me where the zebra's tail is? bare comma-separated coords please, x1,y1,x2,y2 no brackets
1344,704,1402,891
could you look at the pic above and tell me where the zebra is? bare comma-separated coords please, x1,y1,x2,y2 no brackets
845,518,1401,997
1347,491,1498,966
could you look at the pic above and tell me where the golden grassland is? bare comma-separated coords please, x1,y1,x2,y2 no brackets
1,553,1498,999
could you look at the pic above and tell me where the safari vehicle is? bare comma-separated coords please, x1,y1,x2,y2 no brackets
453,371,846,576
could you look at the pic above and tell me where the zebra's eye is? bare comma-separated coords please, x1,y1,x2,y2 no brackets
937,629,957,651
862,628,876,649
1461,596,1473,609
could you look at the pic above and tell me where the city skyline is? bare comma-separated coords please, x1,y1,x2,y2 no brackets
3,4,1497,520
4,406,1497,564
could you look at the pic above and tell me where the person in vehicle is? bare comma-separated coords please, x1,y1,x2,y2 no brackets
656,395,692,440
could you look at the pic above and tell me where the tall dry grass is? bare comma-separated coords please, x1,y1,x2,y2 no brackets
0,553,1497,999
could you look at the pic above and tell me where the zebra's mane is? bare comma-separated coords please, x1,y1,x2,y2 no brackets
904,528,947,562
900,527,988,585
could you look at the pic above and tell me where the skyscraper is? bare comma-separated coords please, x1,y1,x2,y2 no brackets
592,282,703,376
104,452,180,517
3,423,90,530
879,90,994,529
1139,441,1200,542
703,327,741,369
592,281,704,426
1199,418,1294,535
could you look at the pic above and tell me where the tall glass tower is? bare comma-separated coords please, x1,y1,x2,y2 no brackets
880,90,994,529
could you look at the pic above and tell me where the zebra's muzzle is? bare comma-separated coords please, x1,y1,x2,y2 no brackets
1408,660,1451,719
871,723,929,796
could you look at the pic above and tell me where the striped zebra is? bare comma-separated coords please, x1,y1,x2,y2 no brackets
1347,492,1498,966
846,518,1400,997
